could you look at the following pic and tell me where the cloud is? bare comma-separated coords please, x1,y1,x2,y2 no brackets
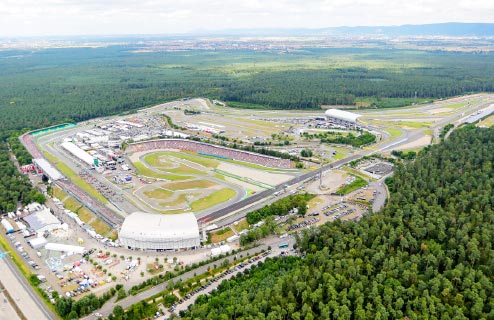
0,0,492,36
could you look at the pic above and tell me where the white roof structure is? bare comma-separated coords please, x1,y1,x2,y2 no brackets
24,208,62,233
33,158,64,181
45,243,85,255
211,244,232,256
61,142,95,166
325,109,361,124
119,212,200,250
28,237,47,250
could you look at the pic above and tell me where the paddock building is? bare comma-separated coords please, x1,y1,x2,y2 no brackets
118,212,201,251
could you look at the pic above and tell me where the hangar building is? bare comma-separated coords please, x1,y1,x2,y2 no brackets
24,207,62,234
119,212,200,251
325,109,362,128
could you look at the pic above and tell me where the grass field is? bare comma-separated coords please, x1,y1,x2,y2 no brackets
77,207,94,223
478,115,494,127
164,180,216,191
398,121,433,129
52,186,68,201
143,156,176,169
43,151,108,204
90,219,111,236
133,162,192,181
336,176,368,195
343,166,375,181
214,173,226,180
423,129,433,136
190,188,236,211
307,196,324,209
210,227,235,243
108,230,118,241
0,234,31,277
444,102,468,109
63,197,82,212
385,128,403,138
144,188,173,200
156,163,205,175
332,151,346,161
232,219,250,232
159,193,193,207
146,151,219,169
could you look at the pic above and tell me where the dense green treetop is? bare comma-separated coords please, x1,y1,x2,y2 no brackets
182,126,494,319
1,47,494,131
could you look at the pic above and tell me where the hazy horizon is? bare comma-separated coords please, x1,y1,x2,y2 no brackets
1,0,493,37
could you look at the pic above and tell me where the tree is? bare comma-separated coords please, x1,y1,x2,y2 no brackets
117,288,127,301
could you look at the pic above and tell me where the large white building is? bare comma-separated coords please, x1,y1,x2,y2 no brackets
61,141,96,166
119,212,200,251
325,109,361,128
23,207,62,235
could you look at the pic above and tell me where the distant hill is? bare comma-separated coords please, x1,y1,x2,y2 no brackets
208,23,494,37
319,22,494,37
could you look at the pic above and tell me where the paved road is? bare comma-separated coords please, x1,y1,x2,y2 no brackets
170,248,282,316
84,237,292,319
0,250,55,320
199,152,366,225
0,289,21,320
369,180,388,213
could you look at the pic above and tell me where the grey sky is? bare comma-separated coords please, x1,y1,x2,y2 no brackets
0,0,493,36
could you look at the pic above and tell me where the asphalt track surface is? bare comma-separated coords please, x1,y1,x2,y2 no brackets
199,96,494,224
0,250,55,320
198,153,365,223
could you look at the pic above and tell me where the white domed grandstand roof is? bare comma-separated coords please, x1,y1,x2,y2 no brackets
119,212,200,250
325,109,361,123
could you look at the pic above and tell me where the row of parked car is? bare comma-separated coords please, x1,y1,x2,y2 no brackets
323,203,348,216
168,250,272,314
286,217,319,231
8,234,41,270
329,209,355,220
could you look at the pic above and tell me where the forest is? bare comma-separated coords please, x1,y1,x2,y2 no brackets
1,45,494,319
0,140,45,212
1,47,494,131
181,126,494,319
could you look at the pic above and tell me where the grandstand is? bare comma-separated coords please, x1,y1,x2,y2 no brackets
126,139,292,169
33,158,64,181
325,109,362,128
119,212,200,251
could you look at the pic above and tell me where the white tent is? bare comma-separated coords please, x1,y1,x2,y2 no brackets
45,243,85,255
28,237,48,250
211,244,232,257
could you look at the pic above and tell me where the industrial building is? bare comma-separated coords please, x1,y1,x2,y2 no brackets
23,207,62,235
119,212,201,251
325,109,362,128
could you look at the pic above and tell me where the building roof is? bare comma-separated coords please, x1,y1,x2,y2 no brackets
28,237,47,249
61,141,95,166
33,158,64,181
45,243,85,254
119,212,199,241
325,109,361,123
24,208,61,231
